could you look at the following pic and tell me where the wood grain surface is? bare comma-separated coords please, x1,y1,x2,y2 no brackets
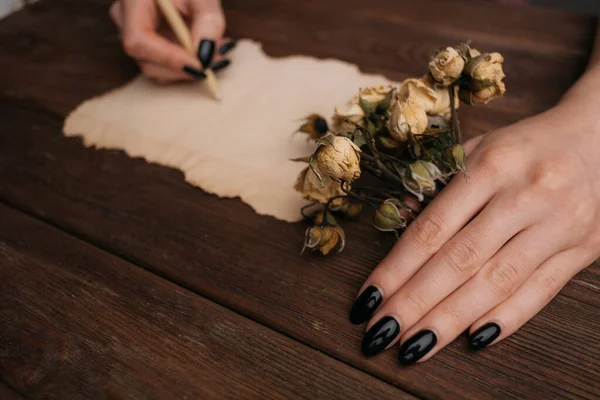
0,204,414,400
0,0,599,399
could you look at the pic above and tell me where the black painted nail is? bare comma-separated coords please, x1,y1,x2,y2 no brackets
350,286,383,325
197,39,215,69
211,59,231,72
399,330,437,366
218,40,237,55
183,65,206,79
361,316,400,357
469,322,500,350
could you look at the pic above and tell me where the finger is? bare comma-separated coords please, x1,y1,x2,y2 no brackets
138,62,195,83
463,134,484,156
189,0,226,42
110,1,123,29
351,158,498,325
396,223,567,365
468,247,589,350
121,0,201,72
360,191,537,356
189,0,226,68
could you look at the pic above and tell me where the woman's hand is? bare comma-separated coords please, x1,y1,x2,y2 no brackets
351,92,600,364
110,0,234,83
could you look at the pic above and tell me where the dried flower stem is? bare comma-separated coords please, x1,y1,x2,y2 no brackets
449,85,462,144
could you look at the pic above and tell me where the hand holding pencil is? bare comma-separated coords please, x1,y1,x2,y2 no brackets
109,0,234,98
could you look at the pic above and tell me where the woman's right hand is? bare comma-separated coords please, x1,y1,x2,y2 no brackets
110,0,234,83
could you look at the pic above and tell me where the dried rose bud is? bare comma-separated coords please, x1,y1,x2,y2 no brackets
388,100,428,142
332,97,365,133
314,134,361,182
403,160,443,200
302,225,346,255
464,52,506,103
397,77,459,121
429,47,465,87
442,144,466,173
472,82,506,104
294,166,345,204
373,198,415,233
312,209,337,226
337,197,363,218
297,114,329,140
359,85,394,113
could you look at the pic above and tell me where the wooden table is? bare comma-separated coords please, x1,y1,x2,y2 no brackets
1,0,598,398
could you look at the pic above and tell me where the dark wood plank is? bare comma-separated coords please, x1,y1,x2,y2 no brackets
1,98,599,400
0,1,598,399
0,204,413,400
0,382,25,400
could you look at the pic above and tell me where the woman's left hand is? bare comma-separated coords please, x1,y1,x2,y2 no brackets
351,94,600,364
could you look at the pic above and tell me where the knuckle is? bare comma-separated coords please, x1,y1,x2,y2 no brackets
477,145,517,175
409,215,446,251
122,33,143,56
534,273,562,303
405,291,429,316
443,238,481,276
530,160,569,191
445,305,465,328
486,261,520,296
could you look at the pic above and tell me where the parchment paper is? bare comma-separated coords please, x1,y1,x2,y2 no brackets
64,40,395,222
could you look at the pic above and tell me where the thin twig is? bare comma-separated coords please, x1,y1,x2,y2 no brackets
449,85,462,144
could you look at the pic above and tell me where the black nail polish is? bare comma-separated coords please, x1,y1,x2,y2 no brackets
469,322,500,350
399,330,437,365
197,39,215,69
361,316,400,356
183,65,206,79
218,40,237,55
211,59,231,72
350,286,383,325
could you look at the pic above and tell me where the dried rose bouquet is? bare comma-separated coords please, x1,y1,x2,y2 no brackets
293,43,507,255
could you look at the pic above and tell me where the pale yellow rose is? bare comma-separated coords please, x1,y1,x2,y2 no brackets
332,97,364,132
388,100,429,142
315,136,361,182
359,85,393,108
294,166,345,204
397,77,459,120
429,47,465,86
472,81,506,104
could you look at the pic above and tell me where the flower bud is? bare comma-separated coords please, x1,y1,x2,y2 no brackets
388,100,428,142
302,225,346,255
294,166,345,204
297,114,329,140
332,97,365,133
314,134,361,182
442,144,466,173
472,82,506,104
373,199,415,233
359,85,394,113
337,197,363,218
429,47,465,87
464,52,506,104
402,161,443,200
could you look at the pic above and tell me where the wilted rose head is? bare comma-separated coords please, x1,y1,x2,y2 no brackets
388,99,428,142
332,96,365,133
314,134,361,182
397,77,459,121
358,85,394,113
429,47,465,87
302,225,346,255
464,52,506,103
294,165,345,204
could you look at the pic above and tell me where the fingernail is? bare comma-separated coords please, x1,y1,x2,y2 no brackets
211,59,231,72
350,286,383,325
361,316,400,356
218,40,237,55
183,65,206,79
469,322,500,350
197,39,216,69
399,330,437,365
